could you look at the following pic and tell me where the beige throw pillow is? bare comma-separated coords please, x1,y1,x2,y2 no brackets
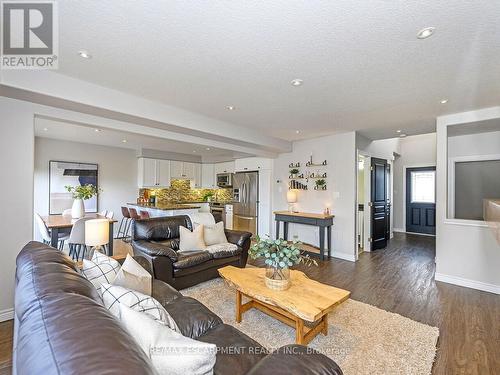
113,254,152,296
179,225,206,252
118,304,216,375
203,221,228,246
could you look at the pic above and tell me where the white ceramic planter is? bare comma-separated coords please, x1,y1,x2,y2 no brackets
71,198,85,219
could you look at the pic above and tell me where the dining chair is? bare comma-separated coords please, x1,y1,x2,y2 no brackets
68,217,93,261
62,209,72,216
106,211,114,219
35,213,69,250
139,210,150,219
99,210,108,217
116,206,131,240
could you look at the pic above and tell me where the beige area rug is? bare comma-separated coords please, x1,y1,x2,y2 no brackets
182,278,439,375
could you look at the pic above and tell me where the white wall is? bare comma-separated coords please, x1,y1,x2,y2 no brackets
0,97,35,320
448,130,500,158
272,132,357,261
393,133,437,231
34,137,138,237
436,107,500,294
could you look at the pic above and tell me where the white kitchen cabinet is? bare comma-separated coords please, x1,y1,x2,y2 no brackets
235,157,273,172
201,164,215,188
157,160,171,187
170,161,184,179
183,162,196,179
138,158,171,188
214,161,235,174
193,163,202,188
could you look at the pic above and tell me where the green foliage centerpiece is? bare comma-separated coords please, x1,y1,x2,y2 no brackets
65,184,100,219
249,236,317,291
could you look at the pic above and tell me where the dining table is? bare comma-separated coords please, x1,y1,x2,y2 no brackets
41,214,117,255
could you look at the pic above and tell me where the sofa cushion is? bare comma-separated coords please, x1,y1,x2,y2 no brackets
179,225,206,251
118,304,217,375
198,324,267,375
205,243,241,259
133,215,193,241
173,250,213,269
163,296,223,339
101,283,180,332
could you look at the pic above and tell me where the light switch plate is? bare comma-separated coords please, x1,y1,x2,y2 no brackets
333,191,340,199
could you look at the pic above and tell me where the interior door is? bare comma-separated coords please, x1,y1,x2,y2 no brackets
406,167,436,235
371,157,388,250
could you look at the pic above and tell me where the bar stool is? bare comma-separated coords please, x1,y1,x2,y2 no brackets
116,207,131,239
139,210,150,219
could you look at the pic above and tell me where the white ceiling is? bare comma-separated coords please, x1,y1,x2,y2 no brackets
9,1,499,143
34,118,250,162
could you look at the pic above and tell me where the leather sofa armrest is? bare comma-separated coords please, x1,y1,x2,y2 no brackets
225,229,252,248
152,279,182,306
248,345,343,375
132,240,178,262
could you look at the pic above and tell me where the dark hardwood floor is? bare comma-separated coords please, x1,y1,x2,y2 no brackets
251,233,500,375
1,233,498,374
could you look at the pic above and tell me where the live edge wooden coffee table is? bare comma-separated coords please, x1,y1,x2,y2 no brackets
218,266,350,345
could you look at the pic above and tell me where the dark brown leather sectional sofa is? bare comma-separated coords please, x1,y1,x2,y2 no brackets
132,215,252,289
13,242,343,374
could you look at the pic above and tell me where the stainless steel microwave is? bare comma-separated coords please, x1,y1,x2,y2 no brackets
217,173,233,187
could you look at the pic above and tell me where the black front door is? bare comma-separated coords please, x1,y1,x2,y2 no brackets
371,157,389,250
406,167,436,235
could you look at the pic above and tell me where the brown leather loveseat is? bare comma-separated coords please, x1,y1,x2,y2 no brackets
132,215,252,289
13,242,343,375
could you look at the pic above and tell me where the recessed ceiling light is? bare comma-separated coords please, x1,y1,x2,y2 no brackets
43,127,48,131
78,50,92,59
440,99,448,104
225,106,235,111
192,150,197,153
396,130,401,133
291,79,303,87
122,139,127,143
399,134,407,138
295,130,300,134
206,148,211,151
94,128,101,132
417,27,435,40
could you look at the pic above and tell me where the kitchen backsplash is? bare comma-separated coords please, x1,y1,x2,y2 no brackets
140,179,233,203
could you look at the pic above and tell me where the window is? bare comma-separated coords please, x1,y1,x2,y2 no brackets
411,171,435,203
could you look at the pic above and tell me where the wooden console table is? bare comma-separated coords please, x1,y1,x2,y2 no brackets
274,211,334,260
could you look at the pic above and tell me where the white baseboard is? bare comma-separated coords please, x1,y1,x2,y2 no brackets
0,308,14,322
331,251,356,262
393,228,405,233
435,273,500,295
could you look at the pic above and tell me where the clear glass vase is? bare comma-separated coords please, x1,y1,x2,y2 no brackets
264,266,290,291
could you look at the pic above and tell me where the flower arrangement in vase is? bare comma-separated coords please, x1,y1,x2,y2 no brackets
249,236,317,291
65,184,100,218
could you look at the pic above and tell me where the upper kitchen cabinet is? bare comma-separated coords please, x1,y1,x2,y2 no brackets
201,164,215,188
138,158,171,188
214,161,235,174
234,157,273,172
183,162,197,180
170,161,184,179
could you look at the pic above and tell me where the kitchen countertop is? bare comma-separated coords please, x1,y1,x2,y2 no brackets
127,203,202,210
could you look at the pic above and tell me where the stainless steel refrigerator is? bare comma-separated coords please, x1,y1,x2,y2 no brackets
232,171,259,236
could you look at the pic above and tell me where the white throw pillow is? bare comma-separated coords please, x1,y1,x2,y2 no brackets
81,251,120,294
179,225,206,252
113,254,152,295
101,283,180,333
118,304,216,375
203,221,228,246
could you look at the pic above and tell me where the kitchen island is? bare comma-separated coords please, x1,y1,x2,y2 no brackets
127,202,205,218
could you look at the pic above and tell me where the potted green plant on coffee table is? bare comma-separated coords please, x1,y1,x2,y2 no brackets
249,236,317,291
